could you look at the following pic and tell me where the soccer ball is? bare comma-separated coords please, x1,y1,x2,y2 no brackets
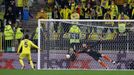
66,54,70,59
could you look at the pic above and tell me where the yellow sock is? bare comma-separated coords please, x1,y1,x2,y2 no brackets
19,59,24,67
30,61,34,69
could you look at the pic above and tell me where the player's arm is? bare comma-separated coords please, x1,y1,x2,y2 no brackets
90,41,101,48
77,50,85,53
77,48,87,53
31,41,38,49
17,41,22,54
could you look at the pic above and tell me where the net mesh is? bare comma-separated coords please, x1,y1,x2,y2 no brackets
38,20,134,69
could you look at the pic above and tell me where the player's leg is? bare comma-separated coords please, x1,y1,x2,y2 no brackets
98,60,108,69
89,51,109,69
101,54,116,64
27,54,34,69
89,54,108,69
19,54,26,69
101,54,112,62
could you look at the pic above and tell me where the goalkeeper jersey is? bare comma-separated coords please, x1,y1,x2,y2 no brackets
17,39,38,54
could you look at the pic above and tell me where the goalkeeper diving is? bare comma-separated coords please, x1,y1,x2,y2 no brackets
67,34,120,69
17,34,39,69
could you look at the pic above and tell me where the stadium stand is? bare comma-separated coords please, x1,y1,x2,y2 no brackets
0,0,134,53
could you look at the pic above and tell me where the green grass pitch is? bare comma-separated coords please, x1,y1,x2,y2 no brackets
1,70,134,75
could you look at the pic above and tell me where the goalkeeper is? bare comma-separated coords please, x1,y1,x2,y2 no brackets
17,34,39,69
69,35,119,69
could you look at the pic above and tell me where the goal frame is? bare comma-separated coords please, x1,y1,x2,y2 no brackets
37,19,134,70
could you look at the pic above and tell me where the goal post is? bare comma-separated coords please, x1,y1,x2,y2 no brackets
37,19,41,69
37,19,134,70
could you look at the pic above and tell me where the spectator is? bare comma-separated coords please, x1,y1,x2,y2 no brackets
15,24,23,43
71,8,80,20
36,8,48,19
128,0,134,19
4,21,14,52
132,8,134,19
60,5,71,33
4,6,16,24
86,0,95,8
68,0,76,12
68,0,72,9
60,5,71,19
95,2,103,19
23,0,28,7
69,23,81,51
85,3,91,19
9,0,16,9
101,0,110,14
90,7,96,19
80,0,86,7
36,8,48,31
113,0,125,13
0,6,4,32
128,0,134,9
103,9,114,33
32,26,44,45
28,0,34,7
122,3,129,17
22,6,33,25
85,2,91,10
71,8,80,32
61,0,68,8
90,7,97,33
9,0,17,19
4,0,12,12
109,1,118,19
118,12,129,33
47,0,54,10
85,9,91,19
118,12,129,20
52,6,60,32
22,0,34,8
55,0,60,5
16,0,24,20
104,9,113,20
77,3,85,19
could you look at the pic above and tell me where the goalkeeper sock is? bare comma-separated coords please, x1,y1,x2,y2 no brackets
30,61,34,69
102,55,112,62
19,59,24,68
98,61,108,69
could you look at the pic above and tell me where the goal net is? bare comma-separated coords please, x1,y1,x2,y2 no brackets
37,19,134,70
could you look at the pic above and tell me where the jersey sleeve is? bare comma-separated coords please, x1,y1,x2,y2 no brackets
17,41,23,53
31,41,38,49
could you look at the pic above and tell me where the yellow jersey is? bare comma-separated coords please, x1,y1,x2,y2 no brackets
101,0,109,9
17,39,38,54
60,8,71,19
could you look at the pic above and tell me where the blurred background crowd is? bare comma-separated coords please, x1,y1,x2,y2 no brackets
0,0,134,52
0,0,134,29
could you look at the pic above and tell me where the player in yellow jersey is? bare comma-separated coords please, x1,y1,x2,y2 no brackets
17,34,39,69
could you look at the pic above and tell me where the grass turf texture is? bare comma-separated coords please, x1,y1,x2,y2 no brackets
1,70,134,75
